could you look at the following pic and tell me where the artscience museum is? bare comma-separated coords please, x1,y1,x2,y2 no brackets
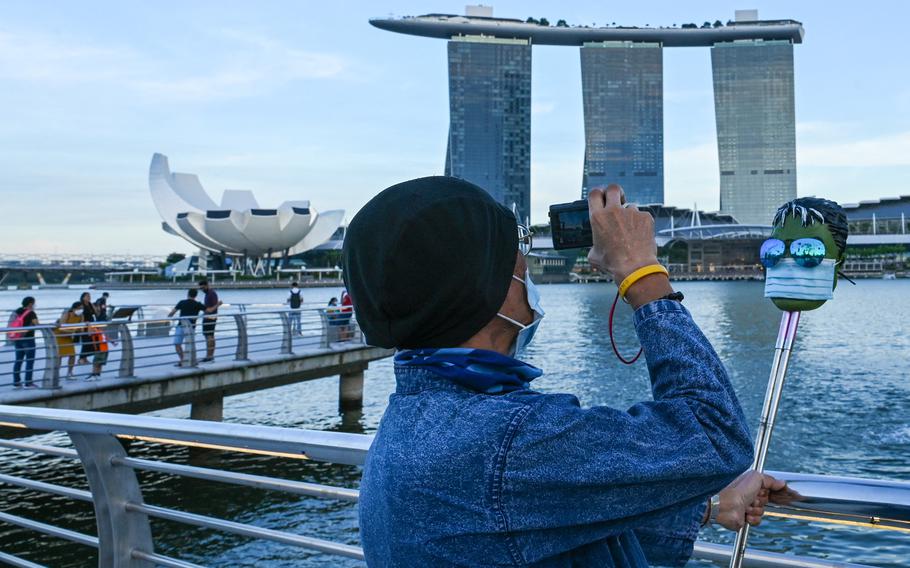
149,153,344,268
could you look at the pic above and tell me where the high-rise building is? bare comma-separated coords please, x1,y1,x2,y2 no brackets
445,36,532,223
371,10,804,224
712,39,797,224
580,42,664,203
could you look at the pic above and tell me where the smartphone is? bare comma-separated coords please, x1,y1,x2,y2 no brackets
548,200,591,250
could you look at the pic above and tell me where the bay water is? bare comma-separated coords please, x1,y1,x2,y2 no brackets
0,280,907,566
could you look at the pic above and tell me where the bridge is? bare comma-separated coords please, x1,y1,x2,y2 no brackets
0,405,906,567
0,305,392,421
0,254,166,287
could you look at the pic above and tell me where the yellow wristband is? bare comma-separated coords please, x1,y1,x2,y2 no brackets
617,264,669,299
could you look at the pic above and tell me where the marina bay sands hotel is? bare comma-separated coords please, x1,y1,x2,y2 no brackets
370,7,804,225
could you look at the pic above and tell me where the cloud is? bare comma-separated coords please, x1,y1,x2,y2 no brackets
798,130,910,168
0,27,347,102
0,29,139,83
659,123,910,212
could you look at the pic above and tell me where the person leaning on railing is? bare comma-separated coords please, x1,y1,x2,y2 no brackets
168,288,206,367
343,177,786,567
54,302,84,379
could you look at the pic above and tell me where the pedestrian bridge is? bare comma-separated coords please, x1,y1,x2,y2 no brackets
1,305,392,418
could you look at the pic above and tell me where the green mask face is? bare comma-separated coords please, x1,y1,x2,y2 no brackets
766,216,843,312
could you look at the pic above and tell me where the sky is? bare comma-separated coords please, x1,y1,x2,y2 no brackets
1,0,908,255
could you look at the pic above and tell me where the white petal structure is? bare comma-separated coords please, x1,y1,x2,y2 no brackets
149,153,344,257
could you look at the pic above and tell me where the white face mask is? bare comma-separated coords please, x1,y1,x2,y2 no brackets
764,258,836,301
497,269,545,358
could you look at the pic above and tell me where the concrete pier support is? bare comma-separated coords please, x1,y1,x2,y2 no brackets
190,394,224,422
339,369,365,411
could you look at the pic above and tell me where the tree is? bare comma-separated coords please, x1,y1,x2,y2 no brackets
539,17,550,26
702,21,712,28
165,252,186,265
526,17,539,24
556,19,568,27
713,20,723,28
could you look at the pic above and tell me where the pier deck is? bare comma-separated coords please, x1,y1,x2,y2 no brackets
0,307,392,416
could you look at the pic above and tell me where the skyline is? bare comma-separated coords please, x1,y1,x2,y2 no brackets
1,1,909,254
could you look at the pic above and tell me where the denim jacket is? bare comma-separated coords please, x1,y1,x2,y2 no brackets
360,300,754,567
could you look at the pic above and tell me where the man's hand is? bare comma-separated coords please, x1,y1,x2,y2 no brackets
587,184,672,307
715,471,787,531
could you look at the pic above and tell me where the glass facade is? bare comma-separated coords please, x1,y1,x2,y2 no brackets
445,36,532,223
580,42,664,204
712,40,797,225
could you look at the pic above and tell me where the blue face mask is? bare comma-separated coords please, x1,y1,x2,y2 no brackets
764,258,836,301
497,269,545,358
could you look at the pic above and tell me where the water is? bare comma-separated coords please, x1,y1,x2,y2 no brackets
0,281,908,566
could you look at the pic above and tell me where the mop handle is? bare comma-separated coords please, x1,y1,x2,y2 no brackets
729,311,800,568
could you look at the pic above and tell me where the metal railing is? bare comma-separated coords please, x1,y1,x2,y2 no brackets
10,301,343,327
0,406,907,567
0,306,362,390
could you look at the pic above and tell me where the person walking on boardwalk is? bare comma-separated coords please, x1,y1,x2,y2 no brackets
54,302,84,379
77,292,97,364
168,289,205,367
287,281,303,335
198,280,222,363
345,178,787,567
8,296,39,388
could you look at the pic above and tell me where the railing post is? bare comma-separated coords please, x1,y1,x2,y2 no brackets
352,318,364,344
183,320,197,367
117,323,134,379
279,312,293,354
318,309,330,349
135,307,147,337
39,328,60,389
69,432,155,567
232,314,248,361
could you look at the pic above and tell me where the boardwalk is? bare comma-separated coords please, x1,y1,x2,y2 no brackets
0,306,392,416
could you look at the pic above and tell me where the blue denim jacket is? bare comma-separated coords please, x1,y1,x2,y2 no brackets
360,300,754,567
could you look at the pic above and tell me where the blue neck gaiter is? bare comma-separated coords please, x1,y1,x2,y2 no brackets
394,348,542,394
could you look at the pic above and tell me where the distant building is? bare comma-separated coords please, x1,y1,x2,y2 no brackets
842,195,910,240
581,42,663,203
712,13,798,224
445,36,532,223
148,153,344,266
841,196,910,276
372,8,805,220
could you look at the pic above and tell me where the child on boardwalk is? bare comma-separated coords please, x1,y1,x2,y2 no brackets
86,326,109,380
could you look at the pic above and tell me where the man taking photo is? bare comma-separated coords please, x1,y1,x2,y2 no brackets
343,177,784,567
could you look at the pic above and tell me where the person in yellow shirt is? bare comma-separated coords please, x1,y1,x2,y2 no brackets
54,302,83,378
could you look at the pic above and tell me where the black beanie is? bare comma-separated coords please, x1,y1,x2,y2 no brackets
342,176,518,349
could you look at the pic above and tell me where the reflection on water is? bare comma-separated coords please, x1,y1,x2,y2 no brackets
0,281,908,566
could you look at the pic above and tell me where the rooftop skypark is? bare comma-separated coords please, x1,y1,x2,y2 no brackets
369,11,804,47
